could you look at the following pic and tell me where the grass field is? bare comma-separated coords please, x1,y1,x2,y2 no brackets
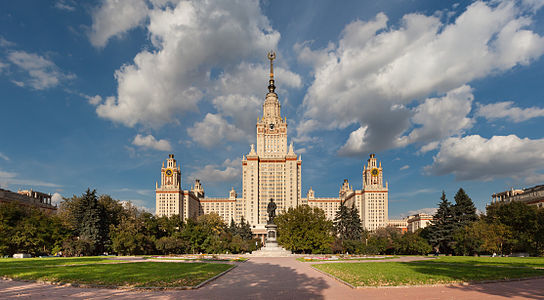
0,257,124,268
427,256,544,268
149,257,248,262
313,257,544,287
297,256,398,262
0,258,233,288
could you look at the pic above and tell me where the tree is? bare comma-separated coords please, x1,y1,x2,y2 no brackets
451,188,478,230
109,206,156,255
275,205,333,254
453,219,511,255
485,201,539,254
426,191,454,254
394,231,432,255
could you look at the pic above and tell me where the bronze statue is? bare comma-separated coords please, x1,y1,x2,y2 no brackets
267,198,277,224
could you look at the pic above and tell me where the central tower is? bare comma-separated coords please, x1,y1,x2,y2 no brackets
242,51,302,232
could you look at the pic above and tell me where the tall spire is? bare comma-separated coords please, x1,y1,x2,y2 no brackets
267,50,276,93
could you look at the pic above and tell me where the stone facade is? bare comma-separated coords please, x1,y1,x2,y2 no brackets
155,52,390,233
492,185,544,208
0,188,57,213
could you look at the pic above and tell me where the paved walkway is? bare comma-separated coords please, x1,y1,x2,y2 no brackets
1,257,544,299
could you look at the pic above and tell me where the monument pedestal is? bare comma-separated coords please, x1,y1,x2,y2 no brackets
250,223,292,257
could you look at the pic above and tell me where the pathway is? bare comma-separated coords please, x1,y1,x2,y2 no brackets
1,257,543,299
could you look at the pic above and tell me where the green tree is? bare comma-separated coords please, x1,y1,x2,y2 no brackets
394,231,432,255
275,205,333,254
485,201,539,254
452,188,478,230
109,203,156,255
426,191,454,254
453,219,511,255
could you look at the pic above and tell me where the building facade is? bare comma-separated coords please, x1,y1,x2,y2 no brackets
155,52,390,233
0,188,57,213
492,185,544,208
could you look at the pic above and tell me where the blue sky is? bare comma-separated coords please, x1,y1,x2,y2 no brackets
1,0,544,218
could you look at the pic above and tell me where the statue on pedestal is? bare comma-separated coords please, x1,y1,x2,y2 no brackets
267,198,277,224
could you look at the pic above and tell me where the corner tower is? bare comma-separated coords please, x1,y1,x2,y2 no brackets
361,154,389,230
242,51,302,233
155,154,183,217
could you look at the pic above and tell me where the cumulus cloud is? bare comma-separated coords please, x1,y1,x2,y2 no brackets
401,207,438,218
88,0,148,48
0,152,9,161
93,0,284,130
132,134,172,151
0,168,61,189
54,0,76,11
400,165,410,171
189,158,241,183
297,1,544,155
399,85,474,149
7,51,74,90
51,192,64,206
187,113,247,148
476,101,544,122
425,135,544,181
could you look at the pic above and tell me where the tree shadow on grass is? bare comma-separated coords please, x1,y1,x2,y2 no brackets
0,259,329,299
406,262,544,299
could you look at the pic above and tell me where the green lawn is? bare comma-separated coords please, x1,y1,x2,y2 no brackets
0,260,233,288
0,257,123,269
297,256,398,262
428,256,544,268
313,260,544,287
150,257,248,262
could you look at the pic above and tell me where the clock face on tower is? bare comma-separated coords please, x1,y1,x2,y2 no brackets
371,168,379,176
269,123,274,130
165,169,173,177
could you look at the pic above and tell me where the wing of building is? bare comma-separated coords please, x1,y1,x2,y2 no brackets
155,52,391,235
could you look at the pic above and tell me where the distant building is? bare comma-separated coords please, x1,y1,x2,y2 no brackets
406,213,433,233
492,185,544,208
155,52,390,235
386,213,434,233
0,188,57,213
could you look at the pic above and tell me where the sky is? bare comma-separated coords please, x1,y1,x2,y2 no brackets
1,0,544,218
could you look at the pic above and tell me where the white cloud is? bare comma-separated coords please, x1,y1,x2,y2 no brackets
401,207,438,218
400,165,410,171
55,0,76,11
88,0,148,48
0,36,15,47
132,134,172,151
425,134,544,181
476,101,544,122
94,0,283,129
7,51,73,90
0,168,61,189
189,158,241,183
51,192,63,206
187,113,247,148
0,152,9,161
399,85,474,149
297,1,544,155
86,95,103,105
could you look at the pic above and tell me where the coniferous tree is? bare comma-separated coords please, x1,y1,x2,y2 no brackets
333,202,350,240
452,188,478,231
347,204,363,241
239,216,253,240
428,191,454,254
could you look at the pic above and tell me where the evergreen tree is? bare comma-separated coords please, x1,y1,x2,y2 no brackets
428,191,454,254
76,189,107,255
333,202,350,240
347,204,363,241
239,216,253,240
452,188,478,231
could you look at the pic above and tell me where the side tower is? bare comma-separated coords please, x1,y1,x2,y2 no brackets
361,154,388,230
242,51,302,232
156,154,183,217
